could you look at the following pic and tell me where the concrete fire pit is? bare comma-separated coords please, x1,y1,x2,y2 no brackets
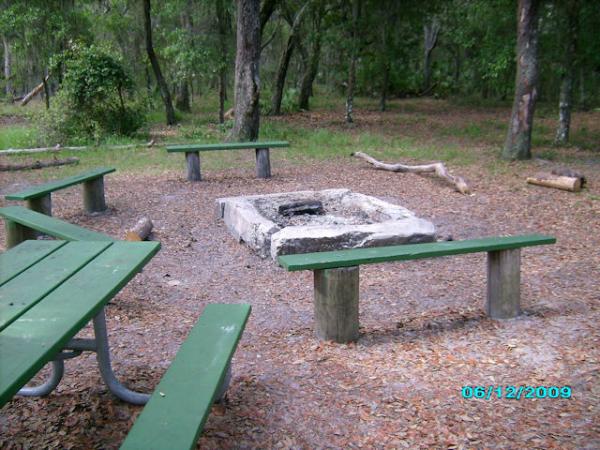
216,189,436,260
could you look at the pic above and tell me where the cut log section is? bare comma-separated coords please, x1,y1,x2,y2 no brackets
352,151,470,194
125,217,154,241
526,174,582,192
0,157,79,171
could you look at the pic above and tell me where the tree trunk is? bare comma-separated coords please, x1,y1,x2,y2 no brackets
298,2,324,111
379,61,389,112
175,82,190,112
423,19,440,94
578,67,587,110
271,2,309,116
345,0,360,124
216,0,230,124
260,0,279,35
143,0,176,125
232,0,261,141
42,74,50,109
555,0,579,145
502,0,541,160
2,34,12,99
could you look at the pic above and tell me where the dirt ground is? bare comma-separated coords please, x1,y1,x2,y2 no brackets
0,144,599,449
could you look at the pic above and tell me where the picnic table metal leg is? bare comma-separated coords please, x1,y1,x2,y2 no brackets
93,309,150,405
17,360,64,397
255,148,271,178
186,151,201,181
83,177,107,213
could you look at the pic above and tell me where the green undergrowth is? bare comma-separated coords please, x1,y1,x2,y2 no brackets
1,96,598,180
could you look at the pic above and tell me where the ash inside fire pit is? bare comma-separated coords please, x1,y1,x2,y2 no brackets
278,200,325,218
216,189,436,260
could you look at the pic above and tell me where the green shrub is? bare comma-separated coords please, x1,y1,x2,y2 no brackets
38,43,146,144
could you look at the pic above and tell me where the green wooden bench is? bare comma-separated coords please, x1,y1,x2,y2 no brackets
0,205,113,248
278,234,556,343
5,167,116,215
166,141,289,181
121,303,251,450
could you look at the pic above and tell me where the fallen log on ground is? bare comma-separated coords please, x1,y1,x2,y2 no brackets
0,157,79,171
20,75,50,106
0,140,156,155
125,217,154,241
526,173,582,192
352,151,470,194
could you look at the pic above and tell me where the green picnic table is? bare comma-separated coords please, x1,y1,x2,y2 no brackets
1,239,252,449
0,239,160,408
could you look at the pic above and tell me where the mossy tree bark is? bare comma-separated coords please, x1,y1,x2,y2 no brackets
232,0,261,141
502,0,541,160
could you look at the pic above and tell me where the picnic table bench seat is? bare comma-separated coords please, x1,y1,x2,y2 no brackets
166,141,289,181
121,303,251,450
0,205,113,248
278,234,556,343
5,167,115,215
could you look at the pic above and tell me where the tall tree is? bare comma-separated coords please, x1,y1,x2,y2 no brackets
298,0,324,110
345,0,360,123
2,34,11,98
232,0,261,140
216,0,230,123
554,0,579,145
175,2,193,113
143,0,176,125
422,17,440,94
502,0,542,160
270,1,309,115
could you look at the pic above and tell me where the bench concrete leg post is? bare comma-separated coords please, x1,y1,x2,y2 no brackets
214,363,232,403
5,219,37,249
313,266,360,343
83,177,107,213
93,308,150,405
255,148,271,179
486,248,521,319
186,151,201,181
27,194,52,216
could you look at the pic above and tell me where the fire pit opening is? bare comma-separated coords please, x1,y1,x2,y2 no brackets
217,189,436,261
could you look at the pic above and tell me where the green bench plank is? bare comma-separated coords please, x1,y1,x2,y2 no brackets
278,234,557,271
5,167,115,200
0,241,66,285
166,141,289,152
121,303,251,450
0,241,160,408
0,206,113,241
0,241,111,332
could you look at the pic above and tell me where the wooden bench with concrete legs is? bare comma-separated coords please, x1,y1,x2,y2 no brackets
0,206,113,248
120,304,251,450
278,235,556,343
5,167,115,215
166,141,289,181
